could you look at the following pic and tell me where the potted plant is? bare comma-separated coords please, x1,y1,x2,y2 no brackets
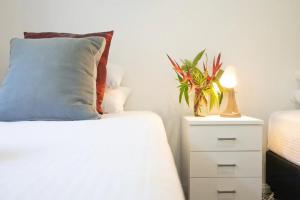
167,49,224,116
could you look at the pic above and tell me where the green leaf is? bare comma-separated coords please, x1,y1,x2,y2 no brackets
179,88,183,103
177,74,183,82
215,80,224,93
181,64,188,72
209,87,219,111
192,49,206,67
215,69,224,80
192,67,204,86
184,88,189,106
182,59,193,72
177,81,190,106
184,59,193,66
218,92,223,106
212,81,221,94
209,95,216,111
202,89,210,103
212,81,223,105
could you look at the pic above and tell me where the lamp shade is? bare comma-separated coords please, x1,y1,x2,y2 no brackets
220,66,237,88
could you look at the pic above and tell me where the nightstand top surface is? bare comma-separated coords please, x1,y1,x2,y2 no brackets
183,115,264,125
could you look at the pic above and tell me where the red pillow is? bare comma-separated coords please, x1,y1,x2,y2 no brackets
24,31,114,114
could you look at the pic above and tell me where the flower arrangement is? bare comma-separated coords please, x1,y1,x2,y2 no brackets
167,49,224,116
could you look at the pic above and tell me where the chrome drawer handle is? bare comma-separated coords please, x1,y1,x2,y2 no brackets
217,137,236,141
217,190,236,194
217,164,237,167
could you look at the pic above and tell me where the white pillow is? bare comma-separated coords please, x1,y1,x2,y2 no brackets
102,87,131,113
106,63,124,89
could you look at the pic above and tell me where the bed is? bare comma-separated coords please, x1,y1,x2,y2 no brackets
267,110,300,200
0,111,184,200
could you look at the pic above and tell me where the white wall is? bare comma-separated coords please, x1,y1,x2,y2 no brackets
1,0,300,179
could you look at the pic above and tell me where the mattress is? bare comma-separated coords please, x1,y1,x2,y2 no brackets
0,111,184,200
268,110,300,166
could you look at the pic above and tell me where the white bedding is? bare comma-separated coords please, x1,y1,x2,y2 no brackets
268,110,300,166
0,111,184,200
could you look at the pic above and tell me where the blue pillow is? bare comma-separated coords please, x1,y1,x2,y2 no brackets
0,37,106,121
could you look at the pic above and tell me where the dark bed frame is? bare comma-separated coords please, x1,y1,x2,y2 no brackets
266,150,300,200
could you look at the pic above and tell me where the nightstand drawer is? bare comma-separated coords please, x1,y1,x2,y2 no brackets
190,152,262,178
190,178,261,200
189,125,262,151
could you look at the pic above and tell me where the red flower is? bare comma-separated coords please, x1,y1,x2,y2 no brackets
212,53,222,77
167,54,193,83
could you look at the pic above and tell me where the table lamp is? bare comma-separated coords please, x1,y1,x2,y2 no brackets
219,66,241,117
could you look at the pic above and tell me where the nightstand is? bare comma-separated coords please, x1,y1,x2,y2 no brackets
181,115,263,200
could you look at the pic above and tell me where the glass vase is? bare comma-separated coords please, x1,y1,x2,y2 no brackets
193,88,208,117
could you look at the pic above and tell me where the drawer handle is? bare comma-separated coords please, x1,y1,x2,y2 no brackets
217,164,237,167
217,137,236,141
217,190,236,194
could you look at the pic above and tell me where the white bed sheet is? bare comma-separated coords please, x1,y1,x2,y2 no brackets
268,110,300,166
0,111,184,200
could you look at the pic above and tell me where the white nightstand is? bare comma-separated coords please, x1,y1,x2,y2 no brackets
181,115,263,200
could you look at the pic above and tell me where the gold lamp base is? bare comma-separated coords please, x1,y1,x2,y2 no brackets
220,112,241,118
220,88,241,118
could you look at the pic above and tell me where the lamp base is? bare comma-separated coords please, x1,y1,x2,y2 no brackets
220,88,241,118
220,112,241,118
